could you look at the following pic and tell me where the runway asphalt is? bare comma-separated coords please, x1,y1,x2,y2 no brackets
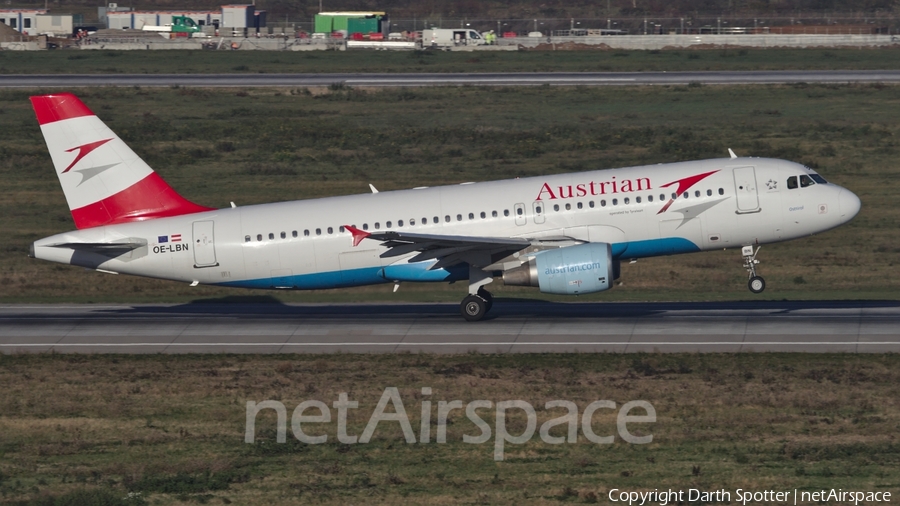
4,70,900,88
1,300,898,354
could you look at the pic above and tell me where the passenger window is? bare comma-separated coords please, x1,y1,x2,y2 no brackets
304,230,310,237
492,210,498,217
636,197,641,204
280,232,286,239
410,219,415,226
536,205,542,214
433,216,439,224
397,220,403,227
565,203,571,210
516,208,523,216
445,215,450,222
695,191,700,197
327,227,333,234
799,175,814,188
671,193,677,199
601,200,606,207
660,194,665,201
504,210,510,217
718,188,724,195
553,204,559,211
577,202,583,209
374,223,381,230
480,212,486,219
269,233,274,240
589,201,595,208
787,177,798,190
706,189,712,196
468,213,474,220
292,231,298,238
339,226,345,233
456,214,462,221
386,221,392,228
648,195,653,202
316,228,321,235
683,192,688,199
245,235,251,242
612,198,618,206
362,224,369,231
624,197,630,205
257,234,262,241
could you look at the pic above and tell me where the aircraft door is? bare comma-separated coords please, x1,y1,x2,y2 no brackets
733,166,760,213
192,220,218,268
532,201,546,224
514,203,526,226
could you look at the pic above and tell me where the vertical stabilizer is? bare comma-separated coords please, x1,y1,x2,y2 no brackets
30,93,214,229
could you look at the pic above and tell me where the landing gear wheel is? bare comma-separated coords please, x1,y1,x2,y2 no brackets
477,287,494,312
461,295,488,322
748,276,766,294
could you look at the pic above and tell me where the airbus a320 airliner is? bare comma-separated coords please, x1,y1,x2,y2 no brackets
29,94,861,321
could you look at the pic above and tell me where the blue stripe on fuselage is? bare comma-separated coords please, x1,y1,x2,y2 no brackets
216,237,699,290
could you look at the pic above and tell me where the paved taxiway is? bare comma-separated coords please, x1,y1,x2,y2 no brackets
4,70,900,88
1,301,897,354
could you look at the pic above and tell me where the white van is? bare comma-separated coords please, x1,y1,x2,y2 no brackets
422,28,486,48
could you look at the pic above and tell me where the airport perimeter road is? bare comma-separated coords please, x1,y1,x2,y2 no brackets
4,70,900,88
1,301,898,354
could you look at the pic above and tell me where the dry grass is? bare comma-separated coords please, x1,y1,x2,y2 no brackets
0,354,898,503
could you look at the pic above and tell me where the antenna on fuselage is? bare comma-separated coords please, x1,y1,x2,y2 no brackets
728,148,738,159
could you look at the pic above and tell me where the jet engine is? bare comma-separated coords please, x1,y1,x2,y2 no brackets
502,243,613,295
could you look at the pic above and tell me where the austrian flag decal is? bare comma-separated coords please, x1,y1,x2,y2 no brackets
158,234,182,244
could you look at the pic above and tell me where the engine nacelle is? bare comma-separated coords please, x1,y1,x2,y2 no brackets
502,243,613,295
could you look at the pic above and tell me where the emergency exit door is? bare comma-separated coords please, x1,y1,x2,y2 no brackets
192,220,218,268
732,166,760,213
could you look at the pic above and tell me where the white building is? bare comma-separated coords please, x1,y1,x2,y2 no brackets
35,14,74,37
0,9,47,36
107,10,221,30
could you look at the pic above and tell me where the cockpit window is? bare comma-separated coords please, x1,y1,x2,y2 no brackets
787,176,798,190
810,174,827,184
799,175,814,188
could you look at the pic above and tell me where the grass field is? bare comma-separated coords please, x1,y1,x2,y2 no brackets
0,353,898,504
3,47,900,74
0,83,898,303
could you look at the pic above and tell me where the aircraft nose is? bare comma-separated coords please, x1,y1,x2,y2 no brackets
838,188,861,220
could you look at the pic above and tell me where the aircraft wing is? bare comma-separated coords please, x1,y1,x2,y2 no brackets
345,225,530,270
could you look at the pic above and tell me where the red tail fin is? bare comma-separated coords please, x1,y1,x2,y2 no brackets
30,93,214,229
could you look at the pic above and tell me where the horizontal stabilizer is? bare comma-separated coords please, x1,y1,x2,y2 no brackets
50,239,147,258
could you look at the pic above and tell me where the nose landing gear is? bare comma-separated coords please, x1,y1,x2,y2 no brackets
742,245,766,294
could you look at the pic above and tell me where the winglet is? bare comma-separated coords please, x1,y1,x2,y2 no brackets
728,148,737,159
345,225,371,247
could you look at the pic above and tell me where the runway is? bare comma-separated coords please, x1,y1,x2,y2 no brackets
1,301,898,354
4,70,900,88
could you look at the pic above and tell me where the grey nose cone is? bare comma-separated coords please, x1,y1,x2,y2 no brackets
28,242,35,258
839,188,861,220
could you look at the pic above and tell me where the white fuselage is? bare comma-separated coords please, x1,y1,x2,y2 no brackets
32,157,860,291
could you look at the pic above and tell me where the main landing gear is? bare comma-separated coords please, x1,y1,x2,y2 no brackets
742,245,766,294
460,266,494,322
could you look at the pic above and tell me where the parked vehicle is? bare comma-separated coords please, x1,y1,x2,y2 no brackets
422,28,486,48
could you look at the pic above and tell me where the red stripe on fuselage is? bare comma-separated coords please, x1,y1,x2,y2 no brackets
69,172,215,229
